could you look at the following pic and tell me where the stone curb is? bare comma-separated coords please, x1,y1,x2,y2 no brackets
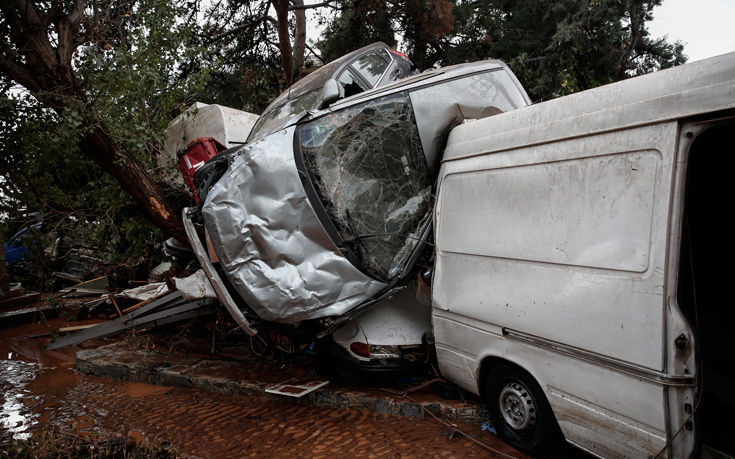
76,342,488,425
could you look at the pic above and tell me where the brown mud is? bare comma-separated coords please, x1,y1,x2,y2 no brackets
0,319,527,458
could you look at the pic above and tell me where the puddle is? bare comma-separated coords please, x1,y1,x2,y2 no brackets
0,319,99,445
0,360,39,442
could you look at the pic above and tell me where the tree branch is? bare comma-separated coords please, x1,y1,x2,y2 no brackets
289,1,335,10
305,42,325,64
205,15,272,45
0,52,39,92
292,0,306,75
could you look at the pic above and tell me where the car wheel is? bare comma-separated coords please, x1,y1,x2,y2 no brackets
484,363,562,456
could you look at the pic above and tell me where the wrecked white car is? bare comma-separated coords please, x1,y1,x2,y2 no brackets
183,59,530,343
246,41,417,144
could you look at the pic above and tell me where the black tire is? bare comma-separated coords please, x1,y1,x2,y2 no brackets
484,362,563,456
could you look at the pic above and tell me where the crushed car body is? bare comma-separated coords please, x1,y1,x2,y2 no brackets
184,55,531,333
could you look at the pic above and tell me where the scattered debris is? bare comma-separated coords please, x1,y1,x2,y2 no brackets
265,378,330,398
174,269,217,300
0,304,56,324
57,276,109,297
0,291,41,310
28,324,98,339
46,291,217,350
119,282,169,301
148,261,172,282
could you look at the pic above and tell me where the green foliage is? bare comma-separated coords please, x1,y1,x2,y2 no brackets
193,0,285,113
316,0,686,101
0,88,162,289
73,0,212,170
317,0,397,62
202,59,283,115
445,0,687,100
0,0,210,288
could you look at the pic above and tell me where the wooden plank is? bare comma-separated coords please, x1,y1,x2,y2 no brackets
58,275,109,295
133,304,216,330
124,300,211,328
109,294,125,322
28,324,99,339
0,304,55,320
59,324,99,333
121,295,158,314
0,292,41,310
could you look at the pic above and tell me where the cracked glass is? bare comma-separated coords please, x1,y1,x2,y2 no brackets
248,88,321,142
299,92,433,280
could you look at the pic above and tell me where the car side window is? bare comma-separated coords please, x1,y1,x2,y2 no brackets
298,92,432,280
351,52,390,87
336,69,368,98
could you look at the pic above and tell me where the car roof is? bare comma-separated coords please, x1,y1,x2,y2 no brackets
262,42,391,115
324,59,510,111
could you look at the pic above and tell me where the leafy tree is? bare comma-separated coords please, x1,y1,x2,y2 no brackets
315,0,455,69
0,0,215,289
317,0,397,62
201,0,330,105
316,0,686,100
445,0,687,100
0,0,210,241
0,89,168,273
193,0,285,113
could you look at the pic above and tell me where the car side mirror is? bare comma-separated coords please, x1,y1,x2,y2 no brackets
319,79,340,109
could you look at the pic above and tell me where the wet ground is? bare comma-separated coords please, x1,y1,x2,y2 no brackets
0,318,527,458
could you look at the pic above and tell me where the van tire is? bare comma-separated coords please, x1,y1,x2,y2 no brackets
484,363,562,456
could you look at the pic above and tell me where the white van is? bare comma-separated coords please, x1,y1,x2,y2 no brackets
432,52,735,457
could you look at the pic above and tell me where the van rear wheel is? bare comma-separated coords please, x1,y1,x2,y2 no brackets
484,363,562,456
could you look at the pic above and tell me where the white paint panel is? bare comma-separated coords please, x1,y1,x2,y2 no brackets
439,152,660,272
433,123,676,371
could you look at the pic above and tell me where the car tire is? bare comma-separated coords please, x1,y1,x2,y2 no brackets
484,362,562,456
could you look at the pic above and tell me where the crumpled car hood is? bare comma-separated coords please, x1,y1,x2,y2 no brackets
202,127,386,325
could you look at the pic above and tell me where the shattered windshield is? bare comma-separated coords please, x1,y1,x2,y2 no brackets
298,92,433,280
248,89,321,142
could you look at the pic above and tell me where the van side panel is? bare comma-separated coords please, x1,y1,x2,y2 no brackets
433,123,678,456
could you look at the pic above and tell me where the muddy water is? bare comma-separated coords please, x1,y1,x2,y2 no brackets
0,320,180,445
0,320,525,458
0,319,96,444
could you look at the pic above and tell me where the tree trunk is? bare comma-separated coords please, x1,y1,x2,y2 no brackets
273,0,295,84
80,126,187,241
292,0,307,77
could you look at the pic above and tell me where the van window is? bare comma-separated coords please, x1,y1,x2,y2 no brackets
298,92,432,279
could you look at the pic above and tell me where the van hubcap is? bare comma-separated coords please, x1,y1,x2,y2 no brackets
499,382,537,431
